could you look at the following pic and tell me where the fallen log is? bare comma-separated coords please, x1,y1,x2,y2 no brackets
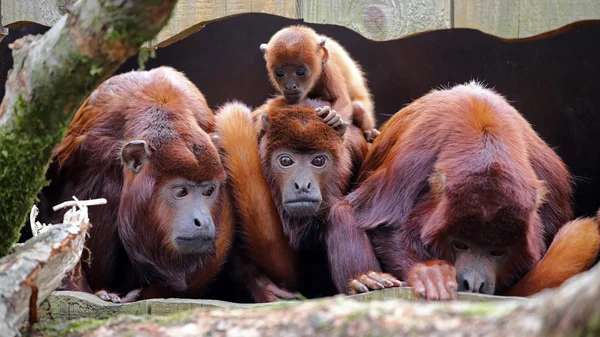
29,256,600,337
0,198,103,337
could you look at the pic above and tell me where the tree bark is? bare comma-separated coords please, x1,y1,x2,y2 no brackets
0,201,92,337
32,261,600,337
0,0,179,257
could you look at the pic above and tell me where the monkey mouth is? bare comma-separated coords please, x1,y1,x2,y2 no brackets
284,92,302,103
283,199,321,217
174,236,216,255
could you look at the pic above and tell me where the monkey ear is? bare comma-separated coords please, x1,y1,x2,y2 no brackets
336,121,349,136
209,132,220,147
428,171,446,200
261,113,270,132
318,36,327,47
535,180,548,207
260,43,268,53
122,140,152,173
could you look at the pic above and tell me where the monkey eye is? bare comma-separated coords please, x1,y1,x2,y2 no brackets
202,185,216,197
296,68,306,77
451,241,469,252
173,187,188,199
311,156,327,167
275,69,285,78
278,155,295,167
489,250,506,258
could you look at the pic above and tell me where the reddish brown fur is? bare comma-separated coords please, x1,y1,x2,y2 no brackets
331,81,575,295
214,102,299,297
506,212,600,297
39,67,234,300
216,98,374,298
261,25,377,137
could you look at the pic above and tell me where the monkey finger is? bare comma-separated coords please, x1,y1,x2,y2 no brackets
267,284,298,300
323,110,338,123
121,288,142,303
366,271,404,288
110,294,122,303
330,119,343,128
96,290,111,301
349,279,370,294
328,115,342,127
358,274,385,290
409,277,426,299
316,106,331,117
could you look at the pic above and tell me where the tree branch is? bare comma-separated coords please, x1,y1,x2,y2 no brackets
0,0,179,257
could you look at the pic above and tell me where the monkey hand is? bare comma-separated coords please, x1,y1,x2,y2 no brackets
363,128,380,143
408,260,458,301
348,271,405,295
315,106,349,135
250,274,300,303
96,288,142,303
95,290,123,303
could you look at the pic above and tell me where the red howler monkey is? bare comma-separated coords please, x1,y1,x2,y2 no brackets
35,67,234,303
214,99,400,301
329,81,600,299
260,25,379,142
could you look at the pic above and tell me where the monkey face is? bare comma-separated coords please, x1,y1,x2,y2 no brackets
270,148,333,218
272,64,313,103
447,237,513,295
158,178,219,256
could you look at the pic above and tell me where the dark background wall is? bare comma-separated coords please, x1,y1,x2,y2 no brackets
1,14,599,218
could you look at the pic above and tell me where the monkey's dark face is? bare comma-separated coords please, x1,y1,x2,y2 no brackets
158,178,219,255
270,148,333,218
272,64,313,103
446,237,512,295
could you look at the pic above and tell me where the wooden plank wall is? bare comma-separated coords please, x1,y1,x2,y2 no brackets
1,0,599,47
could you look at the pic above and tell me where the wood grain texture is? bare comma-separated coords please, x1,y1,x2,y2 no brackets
1,0,599,46
146,0,301,48
302,0,451,41
455,0,600,39
1,0,63,28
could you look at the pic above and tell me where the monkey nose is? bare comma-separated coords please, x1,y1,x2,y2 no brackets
457,272,488,294
294,180,311,192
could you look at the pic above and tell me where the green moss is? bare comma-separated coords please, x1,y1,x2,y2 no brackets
33,317,109,337
0,95,69,257
137,49,156,70
458,301,515,317
89,63,104,76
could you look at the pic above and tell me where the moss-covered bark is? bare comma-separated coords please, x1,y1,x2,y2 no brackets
29,261,600,336
0,0,179,257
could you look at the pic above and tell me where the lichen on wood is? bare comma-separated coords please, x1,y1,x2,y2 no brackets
0,0,179,257
29,259,600,336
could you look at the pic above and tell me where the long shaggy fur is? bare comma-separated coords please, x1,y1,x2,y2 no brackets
261,25,376,133
39,66,234,299
506,212,600,297
258,102,353,249
333,81,574,295
214,101,299,290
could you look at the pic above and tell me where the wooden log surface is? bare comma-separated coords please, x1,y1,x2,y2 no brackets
30,260,600,337
2,0,600,48
37,287,523,323
0,205,89,337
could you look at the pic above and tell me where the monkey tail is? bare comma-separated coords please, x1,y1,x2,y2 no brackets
505,212,600,297
214,102,298,290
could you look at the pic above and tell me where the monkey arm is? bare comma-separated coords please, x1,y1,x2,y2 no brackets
327,200,402,294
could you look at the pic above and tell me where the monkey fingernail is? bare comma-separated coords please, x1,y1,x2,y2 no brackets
382,279,394,287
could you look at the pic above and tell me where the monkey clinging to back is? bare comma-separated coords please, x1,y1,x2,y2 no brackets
260,25,379,142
